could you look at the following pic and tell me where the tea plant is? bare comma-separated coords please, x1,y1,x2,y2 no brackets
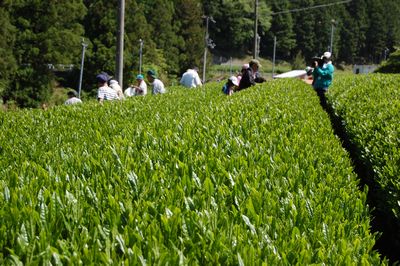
0,80,384,264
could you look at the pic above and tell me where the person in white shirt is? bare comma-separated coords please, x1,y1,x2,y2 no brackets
124,85,135,97
96,73,119,103
64,90,82,105
125,74,147,97
109,79,124,99
146,70,166,95
180,67,202,88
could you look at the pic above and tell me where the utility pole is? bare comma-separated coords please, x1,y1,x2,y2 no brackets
329,19,336,54
78,38,88,99
202,16,215,85
272,36,276,78
384,48,389,61
116,0,125,86
253,0,259,59
229,57,232,75
139,39,144,74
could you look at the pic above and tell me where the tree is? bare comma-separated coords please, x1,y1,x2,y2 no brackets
383,0,400,53
262,0,295,59
202,0,271,58
174,0,204,73
82,0,157,90
364,0,387,63
5,0,86,108
337,0,368,63
291,0,318,60
0,4,17,100
313,9,333,55
123,0,155,85
83,0,199,91
375,47,400,73
146,0,182,76
82,0,118,94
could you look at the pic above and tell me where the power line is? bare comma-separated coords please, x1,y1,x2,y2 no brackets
271,0,352,15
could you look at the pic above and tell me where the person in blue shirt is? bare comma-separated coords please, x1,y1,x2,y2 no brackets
312,51,334,108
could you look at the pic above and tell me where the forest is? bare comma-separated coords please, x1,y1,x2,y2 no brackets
1,0,399,108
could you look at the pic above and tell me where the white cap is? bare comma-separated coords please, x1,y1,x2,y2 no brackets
228,76,239,86
321,51,331,59
109,79,118,85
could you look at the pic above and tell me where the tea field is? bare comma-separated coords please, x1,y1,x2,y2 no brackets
327,74,400,260
0,80,384,264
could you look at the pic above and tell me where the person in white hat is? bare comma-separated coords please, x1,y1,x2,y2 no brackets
312,51,334,107
222,76,239,96
312,52,334,90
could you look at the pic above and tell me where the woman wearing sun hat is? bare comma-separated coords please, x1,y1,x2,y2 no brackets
222,76,239,96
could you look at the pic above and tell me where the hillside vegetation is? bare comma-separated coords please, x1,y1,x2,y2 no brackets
1,0,400,108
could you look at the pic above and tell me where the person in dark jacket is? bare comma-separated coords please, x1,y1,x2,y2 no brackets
238,59,266,91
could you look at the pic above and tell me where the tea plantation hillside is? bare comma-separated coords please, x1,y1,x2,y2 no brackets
0,80,384,264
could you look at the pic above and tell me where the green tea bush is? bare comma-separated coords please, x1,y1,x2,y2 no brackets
327,74,400,220
0,80,384,264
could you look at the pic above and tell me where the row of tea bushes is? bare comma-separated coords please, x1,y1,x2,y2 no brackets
327,74,400,260
0,80,384,264
328,74,400,219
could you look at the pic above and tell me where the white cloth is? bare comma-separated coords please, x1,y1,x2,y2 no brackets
64,97,82,105
151,79,166,95
124,80,147,97
274,70,307,79
180,69,202,88
110,82,124,99
98,85,119,101
124,87,136,97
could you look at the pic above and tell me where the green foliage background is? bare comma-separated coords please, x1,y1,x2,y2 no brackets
1,0,400,107
375,48,400,73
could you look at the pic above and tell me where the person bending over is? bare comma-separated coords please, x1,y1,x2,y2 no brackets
238,59,265,91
